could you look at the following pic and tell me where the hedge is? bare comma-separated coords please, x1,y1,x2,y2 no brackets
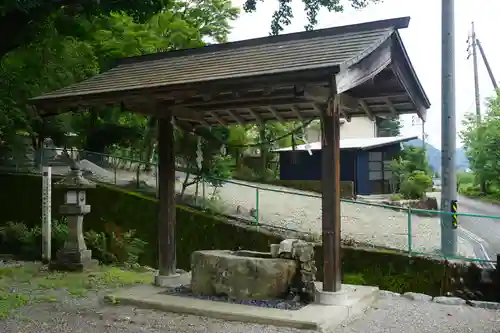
0,172,484,297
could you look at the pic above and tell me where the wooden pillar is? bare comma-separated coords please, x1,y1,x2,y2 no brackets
157,113,176,276
321,76,342,292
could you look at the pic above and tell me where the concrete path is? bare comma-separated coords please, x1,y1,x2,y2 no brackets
1,292,498,333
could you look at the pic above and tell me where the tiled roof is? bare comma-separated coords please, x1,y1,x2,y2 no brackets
31,17,410,102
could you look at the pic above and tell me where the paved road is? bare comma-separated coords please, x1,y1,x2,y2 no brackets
457,195,500,264
431,192,500,266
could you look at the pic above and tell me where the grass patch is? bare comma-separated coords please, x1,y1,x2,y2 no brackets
343,273,366,285
0,263,152,319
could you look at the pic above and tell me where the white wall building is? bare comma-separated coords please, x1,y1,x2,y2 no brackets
305,117,378,142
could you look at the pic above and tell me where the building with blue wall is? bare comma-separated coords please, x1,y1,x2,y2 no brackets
274,135,417,195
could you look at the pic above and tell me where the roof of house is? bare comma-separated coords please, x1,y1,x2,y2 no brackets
273,135,418,152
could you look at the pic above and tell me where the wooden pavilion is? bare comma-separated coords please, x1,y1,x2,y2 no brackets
31,16,430,293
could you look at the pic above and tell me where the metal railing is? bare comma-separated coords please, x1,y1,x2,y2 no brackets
3,147,499,267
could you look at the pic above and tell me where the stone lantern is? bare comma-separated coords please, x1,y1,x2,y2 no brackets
49,162,98,272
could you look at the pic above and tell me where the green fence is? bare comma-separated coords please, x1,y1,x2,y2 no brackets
7,147,499,266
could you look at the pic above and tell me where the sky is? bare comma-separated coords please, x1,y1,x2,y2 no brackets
228,0,500,149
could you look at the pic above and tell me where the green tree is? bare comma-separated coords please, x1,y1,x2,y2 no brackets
400,145,431,175
176,126,232,198
0,1,239,166
389,145,431,197
376,117,401,137
0,0,167,58
460,95,500,193
0,17,99,160
244,0,380,35
399,170,432,199
227,125,252,170
89,4,238,158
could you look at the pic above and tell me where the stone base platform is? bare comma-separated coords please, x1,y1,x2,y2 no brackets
154,271,191,287
48,258,99,272
105,283,379,331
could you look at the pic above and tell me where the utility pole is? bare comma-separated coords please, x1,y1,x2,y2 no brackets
441,0,458,256
476,38,499,93
468,22,482,123
467,23,493,194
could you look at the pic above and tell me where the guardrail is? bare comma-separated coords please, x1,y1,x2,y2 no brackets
4,147,499,267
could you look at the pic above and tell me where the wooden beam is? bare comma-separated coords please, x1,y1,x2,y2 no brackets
320,76,342,293
290,105,305,122
226,110,245,125
358,99,374,120
159,97,308,114
267,106,285,122
208,111,228,126
337,93,360,111
336,96,351,122
353,93,408,101
165,89,300,108
170,106,211,127
157,111,176,278
339,109,350,122
304,85,329,103
384,98,398,117
313,103,345,123
247,108,264,126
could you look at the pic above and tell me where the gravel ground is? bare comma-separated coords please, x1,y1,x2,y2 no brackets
49,164,475,257
1,291,499,333
181,178,475,257
0,291,314,333
337,294,500,333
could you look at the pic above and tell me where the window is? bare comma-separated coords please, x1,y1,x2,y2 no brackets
369,151,382,161
369,171,382,180
368,162,382,171
367,150,396,194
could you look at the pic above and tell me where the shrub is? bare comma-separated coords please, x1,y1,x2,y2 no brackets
390,193,404,202
232,165,257,181
400,171,432,199
457,171,475,188
0,222,40,259
261,168,277,181
0,220,147,266
84,230,116,264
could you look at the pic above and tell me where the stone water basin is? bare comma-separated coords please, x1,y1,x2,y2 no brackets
190,249,297,300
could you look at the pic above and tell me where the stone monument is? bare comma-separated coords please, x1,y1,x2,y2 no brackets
49,160,98,271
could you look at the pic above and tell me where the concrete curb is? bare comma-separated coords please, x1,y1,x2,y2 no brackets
106,284,379,331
